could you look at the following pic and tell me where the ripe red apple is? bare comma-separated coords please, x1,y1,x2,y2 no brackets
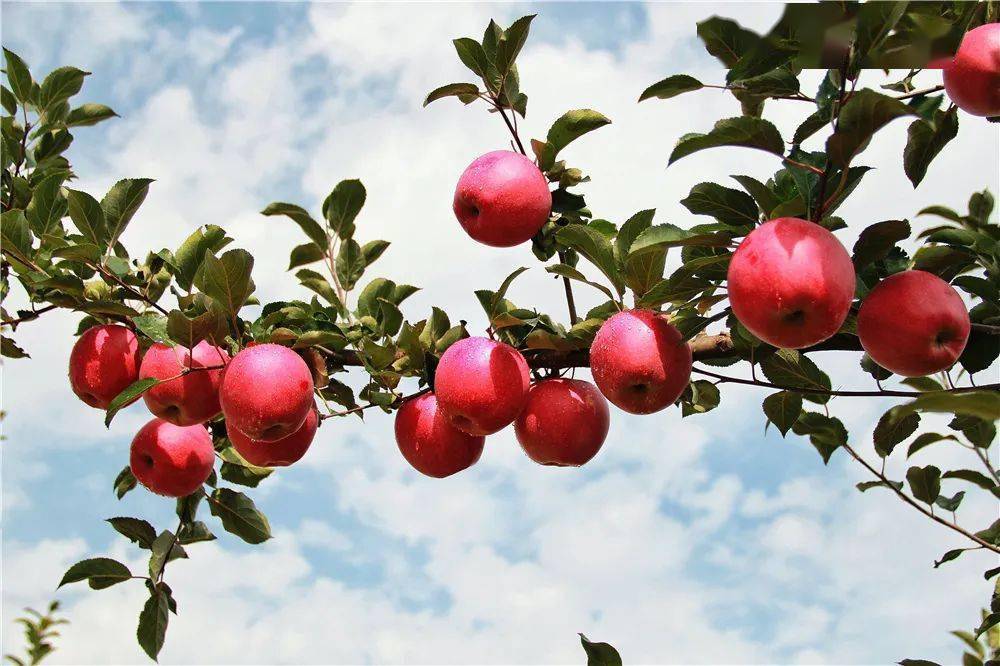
139,340,231,426
590,309,693,414
229,406,318,467
727,217,855,349
515,378,610,466
220,343,314,442
453,150,552,247
857,270,971,377
943,24,1000,117
434,336,531,435
394,393,485,478
130,418,215,497
68,324,142,409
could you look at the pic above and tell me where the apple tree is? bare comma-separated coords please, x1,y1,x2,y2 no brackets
2,3,999,662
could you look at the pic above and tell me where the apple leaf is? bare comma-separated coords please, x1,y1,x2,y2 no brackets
906,465,941,504
903,107,958,187
261,202,327,249
105,378,160,427
207,488,272,544
423,83,480,107
59,557,132,590
136,588,170,662
579,634,622,666
762,390,802,437
638,74,703,102
668,116,784,165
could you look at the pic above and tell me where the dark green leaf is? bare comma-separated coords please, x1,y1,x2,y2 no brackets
168,224,232,292
208,488,271,544
898,391,1000,422
261,202,327,248
65,103,118,127
904,107,958,187
38,66,88,110
66,188,107,246
906,465,941,504
104,378,159,427
873,408,920,457
106,517,157,549
762,390,802,436
696,17,759,67
857,479,904,492
791,412,846,463
423,83,480,107
102,178,154,250
0,210,34,266
851,219,911,269
58,558,132,590
288,242,325,270
638,75,703,102
546,109,612,158
680,182,758,228
669,116,784,165
3,48,32,103
195,249,255,318
933,548,965,568
136,589,170,661
826,89,914,168
935,490,965,512
760,349,832,404
907,432,958,458
556,224,623,296
177,521,215,545
453,38,489,77
25,173,68,236
113,466,137,500
323,179,366,239
942,469,997,490
579,634,622,666
335,238,365,290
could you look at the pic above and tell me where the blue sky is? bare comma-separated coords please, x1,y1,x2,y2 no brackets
2,2,998,664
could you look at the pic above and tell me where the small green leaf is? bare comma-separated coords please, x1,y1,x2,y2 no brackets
38,66,88,110
261,202,327,248
873,408,920,458
546,109,612,158
148,531,186,580
323,179,366,239
65,103,118,127
935,490,965,513
898,391,1000,422
3,48,32,103
0,210,34,266
906,465,941,504
335,238,365,290
857,479,904,493
177,521,216,545
59,557,132,590
453,38,489,77
826,89,914,168
102,178,154,251
168,224,232,292
136,588,170,661
208,488,271,544
669,117,784,165
638,74,703,102
680,182,759,228
66,188,107,246
113,466,137,500
423,83,480,107
106,517,157,549
579,633,622,666
933,548,965,568
546,264,616,301
760,349,832,405
762,390,802,437
907,432,958,458
556,224,623,296
195,249,256,319
791,412,846,463
904,107,958,187
105,378,159,427
941,469,997,490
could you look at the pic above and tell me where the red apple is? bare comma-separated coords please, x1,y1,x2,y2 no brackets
515,378,610,466
229,406,318,467
943,24,1000,117
220,343,314,442
394,393,485,478
453,150,552,247
68,324,142,409
130,418,215,497
590,309,693,414
434,336,531,435
139,340,231,426
727,217,855,349
857,270,971,377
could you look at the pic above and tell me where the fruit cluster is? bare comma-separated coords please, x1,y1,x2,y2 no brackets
69,333,317,496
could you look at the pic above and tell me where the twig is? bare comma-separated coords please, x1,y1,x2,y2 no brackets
894,84,945,101
318,387,431,420
85,261,169,316
1,303,58,327
783,158,825,175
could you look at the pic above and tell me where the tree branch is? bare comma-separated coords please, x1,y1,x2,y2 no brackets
894,84,945,101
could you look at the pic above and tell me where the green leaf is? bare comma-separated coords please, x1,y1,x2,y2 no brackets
453,38,489,77
495,15,535,75
579,634,622,666
113,466,137,500
826,89,914,168
25,173,68,236
900,377,944,392
760,349,832,404
261,202,327,248
933,548,965,568
208,488,271,544
195,249,255,318
638,74,703,102
762,390,802,436
791,412,846,463
219,448,273,488
423,83,480,107
58,557,132,590
38,66,88,110
906,465,941,504
361,240,390,266
288,242,325,270
546,264,615,301
65,103,118,127
950,415,996,449
323,179,366,239
545,109,611,159
935,490,965,513
168,225,232,292
696,17,759,67
614,209,655,261
873,408,920,458
136,589,170,662
66,188,107,246
898,391,1000,422
335,238,365,291
166,303,228,349
851,219,911,269
668,117,784,165
1,209,34,266
1,84,15,114
106,517,157,549
102,178,154,250
2,336,29,359
857,479,904,493
556,224,623,296
628,223,729,255
296,269,342,309
682,380,721,416
974,612,1000,639
3,48,32,103
854,0,907,63
104,378,159,427
680,182,758,228
904,107,958,187
177,521,216,545
906,432,958,458
941,469,997,490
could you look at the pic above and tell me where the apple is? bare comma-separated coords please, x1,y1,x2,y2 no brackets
130,418,215,497
857,270,971,377
515,378,610,466
139,340,231,426
220,343,314,442
943,24,1000,117
68,324,142,409
453,150,552,247
434,336,531,435
394,393,485,478
727,217,855,349
229,406,318,467
590,309,693,414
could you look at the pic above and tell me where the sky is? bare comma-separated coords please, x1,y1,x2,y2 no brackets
1,2,999,664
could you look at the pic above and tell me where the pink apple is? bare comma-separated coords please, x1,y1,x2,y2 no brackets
229,406,318,467
68,324,142,409
590,309,693,414
453,150,552,247
943,24,1000,117
727,217,855,349
857,270,971,377
434,336,531,435
139,340,230,426
130,418,215,497
394,393,485,478
515,378,610,466
220,343,314,442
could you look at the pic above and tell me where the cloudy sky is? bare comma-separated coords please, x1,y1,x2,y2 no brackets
2,2,998,664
